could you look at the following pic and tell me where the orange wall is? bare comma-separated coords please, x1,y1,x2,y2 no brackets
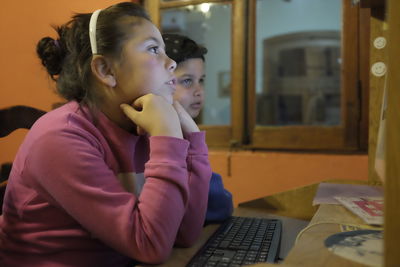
0,0,124,164
209,151,368,206
0,1,369,205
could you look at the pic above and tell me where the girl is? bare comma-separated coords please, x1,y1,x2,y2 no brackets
163,33,233,223
0,2,211,267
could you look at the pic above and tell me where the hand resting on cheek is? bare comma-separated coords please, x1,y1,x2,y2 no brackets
120,93,183,138
173,100,200,136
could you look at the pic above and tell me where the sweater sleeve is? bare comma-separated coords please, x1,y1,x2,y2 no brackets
25,129,192,264
175,131,212,246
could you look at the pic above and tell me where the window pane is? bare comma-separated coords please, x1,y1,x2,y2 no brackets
161,3,232,125
256,0,342,126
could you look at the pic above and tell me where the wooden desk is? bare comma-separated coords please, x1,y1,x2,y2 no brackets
142,207,309,267
255,204,382,267
143,204,381,267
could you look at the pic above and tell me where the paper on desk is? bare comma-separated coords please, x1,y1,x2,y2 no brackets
312,183,384,206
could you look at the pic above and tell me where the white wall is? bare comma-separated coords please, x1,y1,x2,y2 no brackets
202,4,231,125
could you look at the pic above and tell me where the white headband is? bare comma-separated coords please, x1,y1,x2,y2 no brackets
89,9,102,54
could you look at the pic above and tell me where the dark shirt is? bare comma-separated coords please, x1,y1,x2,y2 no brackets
205,172,233,223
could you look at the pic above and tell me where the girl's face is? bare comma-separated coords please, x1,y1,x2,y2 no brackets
111,19,177,106
173,58,205,118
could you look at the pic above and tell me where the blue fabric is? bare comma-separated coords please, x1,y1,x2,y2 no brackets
205,172,233,223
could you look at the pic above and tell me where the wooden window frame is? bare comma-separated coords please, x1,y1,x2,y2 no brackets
145,0,368,151
247,0,367,151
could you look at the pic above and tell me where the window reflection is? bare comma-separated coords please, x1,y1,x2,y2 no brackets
161,3,232,125
256,0,342,126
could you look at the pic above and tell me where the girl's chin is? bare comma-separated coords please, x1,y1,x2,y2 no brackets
160,95,173,105
189,110,200,118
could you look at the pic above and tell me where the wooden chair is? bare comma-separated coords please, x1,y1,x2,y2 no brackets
0,105,46,213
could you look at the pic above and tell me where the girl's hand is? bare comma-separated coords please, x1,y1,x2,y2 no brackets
120,94,183,139
173,100,200,136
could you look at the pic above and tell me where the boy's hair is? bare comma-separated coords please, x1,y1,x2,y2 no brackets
36,2,150,104
163,34,208,65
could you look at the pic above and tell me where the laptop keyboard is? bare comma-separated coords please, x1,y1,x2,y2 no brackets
187,216,282,267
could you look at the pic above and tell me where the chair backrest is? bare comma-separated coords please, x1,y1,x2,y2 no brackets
0,105,46,213
0,105,46,138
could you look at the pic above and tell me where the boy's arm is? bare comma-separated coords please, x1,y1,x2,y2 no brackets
205,172,234,223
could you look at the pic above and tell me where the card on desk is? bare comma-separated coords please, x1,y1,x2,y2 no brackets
334,196,383,226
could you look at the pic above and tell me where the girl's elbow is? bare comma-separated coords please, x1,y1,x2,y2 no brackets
132,247,172,264
129,238,174,264
175,233,200,248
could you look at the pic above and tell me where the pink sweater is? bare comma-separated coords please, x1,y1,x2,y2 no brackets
0,101,211,267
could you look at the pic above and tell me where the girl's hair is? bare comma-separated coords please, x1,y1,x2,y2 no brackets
163,34,207,65
36,2,150,104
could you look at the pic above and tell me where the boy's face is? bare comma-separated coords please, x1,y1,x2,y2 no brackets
173,58,205,118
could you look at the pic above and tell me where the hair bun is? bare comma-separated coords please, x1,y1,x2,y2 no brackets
36,37,66,79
